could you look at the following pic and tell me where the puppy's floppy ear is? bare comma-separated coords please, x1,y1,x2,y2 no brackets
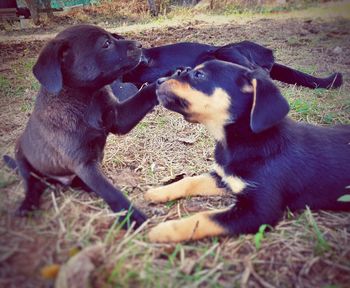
33,39,67,94
111,33,125,40
249,69,289,133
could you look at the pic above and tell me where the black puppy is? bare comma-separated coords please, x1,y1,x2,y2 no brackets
5,25,158,228
123,41,342,90
145,60,350,242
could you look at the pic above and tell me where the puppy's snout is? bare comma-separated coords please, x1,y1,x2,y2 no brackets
126,41,142,60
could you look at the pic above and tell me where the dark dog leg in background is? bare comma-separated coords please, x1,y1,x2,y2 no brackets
114,83,158,134
75,162,147,228
211,41,343,89
270,63,343,89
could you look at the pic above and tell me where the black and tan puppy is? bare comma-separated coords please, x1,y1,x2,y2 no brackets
145,60,350,242
5,25,158,228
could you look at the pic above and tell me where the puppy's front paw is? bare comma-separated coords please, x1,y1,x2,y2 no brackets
148,211,226,243
16,202,39,217
148,221,181,243
144,187,172,203
117,207,147,230
130,208,147,229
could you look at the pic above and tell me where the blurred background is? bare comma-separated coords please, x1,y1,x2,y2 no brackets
0,0,338,29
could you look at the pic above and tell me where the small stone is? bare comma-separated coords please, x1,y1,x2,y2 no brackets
333,47,342,54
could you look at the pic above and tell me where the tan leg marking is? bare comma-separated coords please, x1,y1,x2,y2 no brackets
148,210,227,242
144,174,225,203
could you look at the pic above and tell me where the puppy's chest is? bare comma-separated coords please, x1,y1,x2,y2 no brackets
213,144,259,193
214,144,252,177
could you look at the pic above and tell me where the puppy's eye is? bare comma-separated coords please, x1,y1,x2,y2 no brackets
193,70,205,79
102,39,112,48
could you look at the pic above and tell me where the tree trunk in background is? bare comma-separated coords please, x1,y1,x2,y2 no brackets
24,0,40,25
42,0,54,19
147,0,158,16
209,0,214,9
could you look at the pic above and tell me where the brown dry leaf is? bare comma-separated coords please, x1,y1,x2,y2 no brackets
55,244,104,288
41,264,61,279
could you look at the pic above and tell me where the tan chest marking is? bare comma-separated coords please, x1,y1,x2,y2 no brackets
213,163,247,194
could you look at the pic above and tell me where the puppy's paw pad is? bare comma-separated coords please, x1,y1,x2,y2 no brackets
144,188,170,203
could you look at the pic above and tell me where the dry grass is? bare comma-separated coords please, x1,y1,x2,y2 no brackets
0,2,350,287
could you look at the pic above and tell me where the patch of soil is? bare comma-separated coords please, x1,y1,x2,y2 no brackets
0,40,44,62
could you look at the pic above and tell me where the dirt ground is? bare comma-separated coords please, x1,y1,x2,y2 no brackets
0,3,350,288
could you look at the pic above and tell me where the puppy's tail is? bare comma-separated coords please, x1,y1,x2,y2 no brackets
3,155,18,171
271,63,343,89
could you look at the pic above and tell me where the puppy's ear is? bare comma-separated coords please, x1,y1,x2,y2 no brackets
249,70,289,133
111,33,125,40
33,39,67,94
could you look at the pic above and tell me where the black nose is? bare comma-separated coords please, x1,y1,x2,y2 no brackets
157,77,167,86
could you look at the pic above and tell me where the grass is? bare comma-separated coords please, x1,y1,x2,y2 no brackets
305,208,331,255
0,1,350,287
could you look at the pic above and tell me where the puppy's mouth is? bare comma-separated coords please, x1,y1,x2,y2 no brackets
112,48,142,78
156,83,192,121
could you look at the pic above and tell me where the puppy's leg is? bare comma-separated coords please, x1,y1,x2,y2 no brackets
149,209,227,242
75,163,147,228
270,63,343,89
15,156,46,216
149,189,284,242
145,174,225,203
114,83,157,134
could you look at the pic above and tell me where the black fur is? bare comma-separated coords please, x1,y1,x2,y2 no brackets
156,60,350,236
123,41,342,90
5,25,158,228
